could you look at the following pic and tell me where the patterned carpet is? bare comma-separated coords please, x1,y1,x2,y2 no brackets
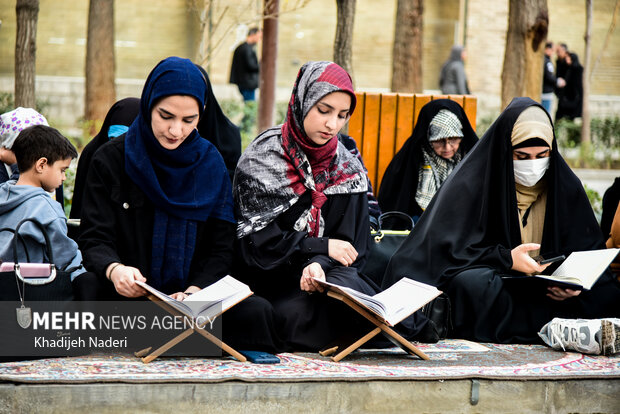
0,340,618,384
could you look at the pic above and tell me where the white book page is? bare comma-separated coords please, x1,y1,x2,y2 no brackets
184,276,252,317
539,248,619,290
135,280,193,317
312,279,387,316
185,276,245,303
373,278,442,325
314,277,441,326
136,276,252,319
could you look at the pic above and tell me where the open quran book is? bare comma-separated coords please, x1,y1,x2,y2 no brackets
136,275,252,322
314,277,441,326
530,248,619,290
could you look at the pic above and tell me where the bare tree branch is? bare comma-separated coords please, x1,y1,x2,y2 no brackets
188,0,313,67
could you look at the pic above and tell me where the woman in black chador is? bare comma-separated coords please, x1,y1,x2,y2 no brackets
195,64,241,182
69,97,140,241
378,99,478,219
234,61,432,351
383,97,620,343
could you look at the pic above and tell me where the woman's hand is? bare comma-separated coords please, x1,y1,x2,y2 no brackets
107,263,147,298
170,285,201,301
300,262,325,293
547,286,581,301
510,243,550,275
328,239,358,266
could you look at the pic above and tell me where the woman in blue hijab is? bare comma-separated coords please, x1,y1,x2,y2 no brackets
79,57,286,352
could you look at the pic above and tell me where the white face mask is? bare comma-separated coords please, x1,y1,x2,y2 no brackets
513,157,550,187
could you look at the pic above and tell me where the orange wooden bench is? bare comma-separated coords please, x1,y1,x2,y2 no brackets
348,93,477,193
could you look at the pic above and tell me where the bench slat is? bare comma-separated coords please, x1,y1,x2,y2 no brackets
348,92,365,145
377,93,398,191
361,93,381,191
445,95,464,106
395,94,414,152
463,95,478,131
412,94,431,132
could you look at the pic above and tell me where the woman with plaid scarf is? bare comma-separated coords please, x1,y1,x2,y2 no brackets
233,61,434,350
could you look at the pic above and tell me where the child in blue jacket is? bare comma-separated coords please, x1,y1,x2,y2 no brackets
0,125,85,284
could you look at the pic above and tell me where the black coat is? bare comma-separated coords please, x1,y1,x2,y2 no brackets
229,42,259,90
555,53,583,120
235,191,371,296
542,55,556,94
78,136,235,290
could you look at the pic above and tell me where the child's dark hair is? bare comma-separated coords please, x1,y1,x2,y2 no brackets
12,125,78,172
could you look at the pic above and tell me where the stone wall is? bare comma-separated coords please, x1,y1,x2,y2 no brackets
0,0,618,127
0,0,198,80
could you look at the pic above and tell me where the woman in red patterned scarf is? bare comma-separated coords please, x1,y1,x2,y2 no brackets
233,61,433,350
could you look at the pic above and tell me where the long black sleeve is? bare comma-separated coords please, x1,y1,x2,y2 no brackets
237,192,369,279
188,217,235,288
237,217,328,271
79,141,128,277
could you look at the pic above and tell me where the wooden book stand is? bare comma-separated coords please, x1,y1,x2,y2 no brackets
319,291,429,362
135,294,247,363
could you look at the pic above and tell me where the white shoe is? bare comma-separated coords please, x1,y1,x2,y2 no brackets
538,317,620,355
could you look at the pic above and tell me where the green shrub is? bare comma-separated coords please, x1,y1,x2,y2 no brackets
583,183,602,218
219,99,290,150
554,118,582,148
275,101,288,125
0,92,14,114
63,161,77,217
476,113,498,137
219,99,256,149
554,116,620,168
219,99,244,123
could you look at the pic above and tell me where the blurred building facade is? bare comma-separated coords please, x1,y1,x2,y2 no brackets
0,0,618,127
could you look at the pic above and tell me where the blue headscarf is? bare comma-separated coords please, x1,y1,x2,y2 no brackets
125,56,235,292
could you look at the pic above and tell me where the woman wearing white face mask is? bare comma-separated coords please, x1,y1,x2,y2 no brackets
383,98,620,343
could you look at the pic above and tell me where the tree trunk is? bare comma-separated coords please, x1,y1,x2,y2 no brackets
85,0,116,134
391,0,423,93
258,0,279,134
501,0,548,109
581,0,592,144
14,0,39,108
334,0,356,82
